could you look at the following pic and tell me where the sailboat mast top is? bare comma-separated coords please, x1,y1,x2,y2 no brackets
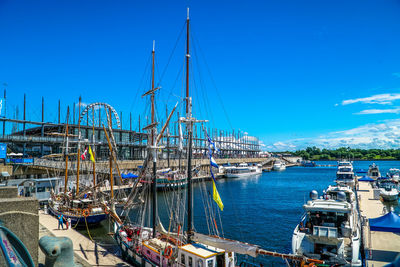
186,8,190,116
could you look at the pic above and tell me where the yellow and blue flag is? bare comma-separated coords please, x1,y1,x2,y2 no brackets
88,146,95,163
211,171,224,211
207,132,223,211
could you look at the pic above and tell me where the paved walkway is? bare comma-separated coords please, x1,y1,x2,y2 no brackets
39,210,131,266
357,181,400,267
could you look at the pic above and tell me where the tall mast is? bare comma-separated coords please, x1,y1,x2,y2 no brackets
186,8,190,115
108,108,113,199
76,97,81,196
92,106,96,194
64,107,70,195
151,40,158,238
186,7,194,240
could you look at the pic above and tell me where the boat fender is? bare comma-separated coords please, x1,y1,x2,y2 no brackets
82,209,90,217
163,246,173,259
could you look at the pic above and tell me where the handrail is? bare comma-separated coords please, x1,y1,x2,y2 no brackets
0,221,34,267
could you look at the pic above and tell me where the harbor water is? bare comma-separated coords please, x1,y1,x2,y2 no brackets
79,160,400,266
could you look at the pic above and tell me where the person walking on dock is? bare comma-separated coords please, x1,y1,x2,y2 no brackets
58,214,64,230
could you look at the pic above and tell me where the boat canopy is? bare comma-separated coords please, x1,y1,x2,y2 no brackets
369,212,400,233
121,173,139,179
358,176,374,182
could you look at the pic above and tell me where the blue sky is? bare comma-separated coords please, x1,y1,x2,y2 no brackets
1,0,400,151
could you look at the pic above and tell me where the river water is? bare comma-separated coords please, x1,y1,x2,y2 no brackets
79,160,400,266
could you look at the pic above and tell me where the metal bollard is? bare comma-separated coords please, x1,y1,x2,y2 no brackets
39,236,77,267
44,205,48,214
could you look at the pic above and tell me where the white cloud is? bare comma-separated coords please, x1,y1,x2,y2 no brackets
265,119,400,151
342,93,400,105
355,108,400,115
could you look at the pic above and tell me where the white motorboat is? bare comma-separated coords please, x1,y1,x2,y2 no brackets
336,161,355,187
387,168,400,182
272,160,286,171
225,163,262,178
378,181,399,202
368,163,381,180
337,160,353,172
292,190,362,266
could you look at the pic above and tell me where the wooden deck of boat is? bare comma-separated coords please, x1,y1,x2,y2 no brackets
39,210,131,266
357,181,400,266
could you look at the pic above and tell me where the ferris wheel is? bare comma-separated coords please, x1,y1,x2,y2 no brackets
77,102,121,141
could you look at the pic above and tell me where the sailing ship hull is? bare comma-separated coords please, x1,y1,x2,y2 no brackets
48,204,107,227
156,179,187,189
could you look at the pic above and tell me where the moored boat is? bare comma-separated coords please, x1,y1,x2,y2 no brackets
377,180,399,202
272,160,286,171
225,163,262,178
292,190,362,266
368,163,381,180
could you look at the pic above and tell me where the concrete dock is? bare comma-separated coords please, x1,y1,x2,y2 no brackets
39,210,131,266
357,181,400,266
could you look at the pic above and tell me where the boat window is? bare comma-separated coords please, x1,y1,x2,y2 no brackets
207,259,214,267
181,254,185,265
37,187,45,192
189,256,193,267
197,259,203,267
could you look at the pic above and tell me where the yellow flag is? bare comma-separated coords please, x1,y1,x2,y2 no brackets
212,180,224,211
88,146,95,163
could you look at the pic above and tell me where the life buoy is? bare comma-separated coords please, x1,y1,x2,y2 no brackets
163,246,173,259
82,209,90,217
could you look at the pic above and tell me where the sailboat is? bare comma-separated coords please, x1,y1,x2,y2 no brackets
47,102,107,227
109,9,323,267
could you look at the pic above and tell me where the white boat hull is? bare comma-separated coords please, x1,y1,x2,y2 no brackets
273,165,286,171
225,170,262,178
380,189,399,202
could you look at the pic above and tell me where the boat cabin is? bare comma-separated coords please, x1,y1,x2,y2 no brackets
325,186,354,204
178,243,234,267
300,200,352,239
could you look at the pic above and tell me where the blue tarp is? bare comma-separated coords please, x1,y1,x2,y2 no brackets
358,176,374,182
369,212,400,233
121,173,139,179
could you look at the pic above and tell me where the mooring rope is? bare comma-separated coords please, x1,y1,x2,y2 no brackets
84,216,95,242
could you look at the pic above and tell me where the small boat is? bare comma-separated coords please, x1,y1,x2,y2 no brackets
292,190,362,266
378,180,399,202
387,168,400,182
272,160,286,171
335,161,355,187
337,160,353,172
302,160,316,167
155,169,187,189
225,163,262,178
368,163,381,180
48,198,107,227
